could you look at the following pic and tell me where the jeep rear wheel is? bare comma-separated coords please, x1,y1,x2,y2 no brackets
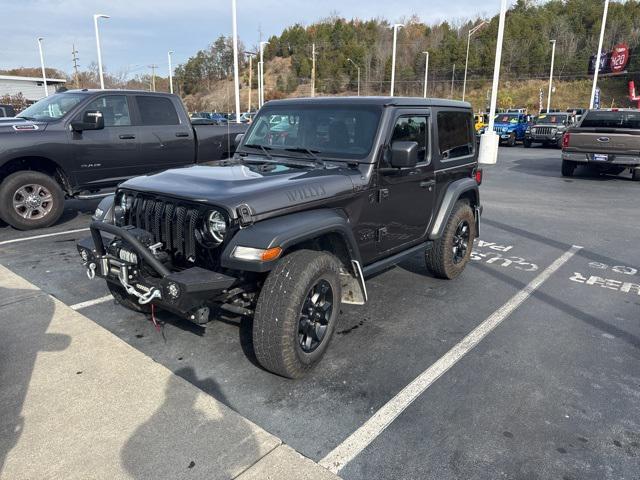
253,249,342,378
107,282,152,314
0,171,64,230
561,160,576,177
425,201,476,279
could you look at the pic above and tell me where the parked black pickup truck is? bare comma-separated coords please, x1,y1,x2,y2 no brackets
77,96,482,378
0,90,246,230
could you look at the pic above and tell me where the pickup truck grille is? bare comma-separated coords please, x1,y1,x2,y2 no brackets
532,126,554,135
125,195,201,263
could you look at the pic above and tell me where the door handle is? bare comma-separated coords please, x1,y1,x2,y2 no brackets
420,180,435,190
119,134,136,140
175,132,190,137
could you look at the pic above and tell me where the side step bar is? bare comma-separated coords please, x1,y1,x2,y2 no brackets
362,241,432,278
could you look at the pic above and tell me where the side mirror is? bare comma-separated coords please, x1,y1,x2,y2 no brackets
71,110,105,132
390,141,419,168
234,133,244,148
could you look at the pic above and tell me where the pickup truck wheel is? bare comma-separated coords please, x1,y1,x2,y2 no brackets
632,168,640,181
253,249,342,378
425,201,476,280
0,171,64,230
523,139,532,148
507,132,516,147
561,160,576,177
107,281,152,314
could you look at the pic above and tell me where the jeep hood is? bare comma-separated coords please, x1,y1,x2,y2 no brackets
119,161,356,218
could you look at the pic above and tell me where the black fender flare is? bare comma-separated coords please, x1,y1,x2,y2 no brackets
429,178,480,240
221,208,360,272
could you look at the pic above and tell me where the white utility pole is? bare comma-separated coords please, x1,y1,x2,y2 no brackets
547,39,556,113
422,51,429,98
463,21,487,101
231,0,241,123
168,50,174,94
259,41,269,107
311,43,317,97
590,0,610,109
347,58,360,96
478,0,507,165
390,23,403,96
37,37,48,97
451,63,456,98
247,54,254,112
93,13,110,89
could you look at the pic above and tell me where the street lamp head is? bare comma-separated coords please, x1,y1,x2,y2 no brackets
37,37,44,43
550,39,556,44
94,14,110,20
392,23,404,29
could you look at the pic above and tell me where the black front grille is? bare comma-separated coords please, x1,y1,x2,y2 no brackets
533,126,554,136
125,195,201,262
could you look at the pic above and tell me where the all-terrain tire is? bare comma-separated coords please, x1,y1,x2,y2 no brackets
508,132,517,147
523,138,532,148
632,168,640,181
0,171,64,230
107,281,152,314
253,249,342,378
561,159,576,177
425,200,476,280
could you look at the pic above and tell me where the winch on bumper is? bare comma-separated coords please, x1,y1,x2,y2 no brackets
77,221,237,322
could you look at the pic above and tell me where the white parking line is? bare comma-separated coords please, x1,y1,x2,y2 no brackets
0,228,90,247
320,244,583,474
70,294,113,311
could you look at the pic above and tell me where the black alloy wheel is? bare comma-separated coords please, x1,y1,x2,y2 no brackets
298,279,334,353
452,220,471,264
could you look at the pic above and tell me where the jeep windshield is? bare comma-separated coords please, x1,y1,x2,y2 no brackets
495,114,520,124
534,114,568,125
17,93,85,121
241,105,382,161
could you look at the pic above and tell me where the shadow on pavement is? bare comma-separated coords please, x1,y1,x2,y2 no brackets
509,157,632,181
121,367,260,480
0,287,71,474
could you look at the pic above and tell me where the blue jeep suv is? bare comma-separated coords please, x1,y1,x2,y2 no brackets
487,113,529,146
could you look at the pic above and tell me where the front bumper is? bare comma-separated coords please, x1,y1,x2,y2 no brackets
562,151,640,166
77,221,237,321
526,133,561,142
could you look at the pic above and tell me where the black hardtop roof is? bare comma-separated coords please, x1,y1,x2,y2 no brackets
264,96,471,109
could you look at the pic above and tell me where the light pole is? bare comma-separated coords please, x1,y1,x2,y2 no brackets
450,63,456,98
390,23,403,96
167,50,174,94
463,21,487,101
478,0,507,165
590,0,610,109
259,41,269,107
422,51,429,98
231,0,241,123
37,37,48,97
347,58,360,96
93,13,110,90
247,53,255,112
547,39,556,113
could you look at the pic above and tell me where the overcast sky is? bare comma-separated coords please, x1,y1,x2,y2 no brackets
1,0,503,78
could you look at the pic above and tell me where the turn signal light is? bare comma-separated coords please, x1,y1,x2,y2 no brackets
232,245,283,262
562,132,570,149
261,247,282,262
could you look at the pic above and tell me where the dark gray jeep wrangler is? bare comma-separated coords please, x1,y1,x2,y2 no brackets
77,97,482,378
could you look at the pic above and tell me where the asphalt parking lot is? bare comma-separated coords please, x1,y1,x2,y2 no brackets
1,146,639,480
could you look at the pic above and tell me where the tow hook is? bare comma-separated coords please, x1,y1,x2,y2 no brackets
87,262,96,280
117,264,162,305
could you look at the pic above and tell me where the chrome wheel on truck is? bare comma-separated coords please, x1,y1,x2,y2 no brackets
12,183,54,220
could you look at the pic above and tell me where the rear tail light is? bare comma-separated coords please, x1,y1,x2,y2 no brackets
474,169,483,185
562,132,570,149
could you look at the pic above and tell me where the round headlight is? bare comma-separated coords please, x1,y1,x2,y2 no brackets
119,193,132,213
206,210,227,244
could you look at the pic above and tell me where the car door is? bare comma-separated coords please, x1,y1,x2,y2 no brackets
375,112,436,255
133,95,195,172
69,94,140,187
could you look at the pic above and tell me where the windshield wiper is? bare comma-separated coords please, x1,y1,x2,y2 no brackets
284,147,326,167
243,143,273,159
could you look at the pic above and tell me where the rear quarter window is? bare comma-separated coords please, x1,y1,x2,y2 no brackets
437,111,474,160
136,96,179,126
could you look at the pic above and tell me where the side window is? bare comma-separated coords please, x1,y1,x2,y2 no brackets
437,111,474,160
136,96,179,126
390,116,428,162
83,95,131,127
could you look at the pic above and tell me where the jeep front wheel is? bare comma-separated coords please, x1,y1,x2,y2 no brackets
507,132,516,147
426,201,477,279
0,171,64,230
253,250,342,378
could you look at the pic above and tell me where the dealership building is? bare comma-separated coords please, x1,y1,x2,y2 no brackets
0,74,67,103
